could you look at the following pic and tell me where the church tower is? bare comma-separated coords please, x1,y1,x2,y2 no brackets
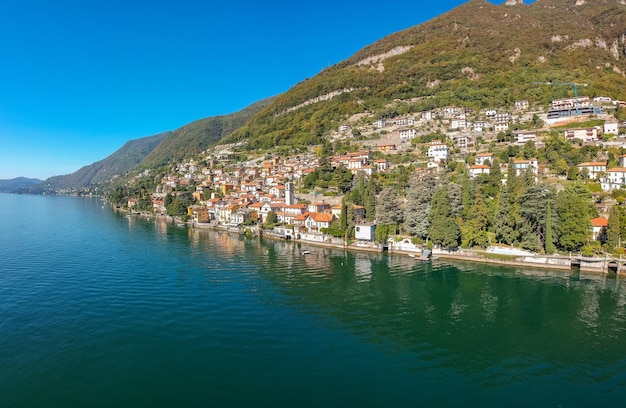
285,182,295,205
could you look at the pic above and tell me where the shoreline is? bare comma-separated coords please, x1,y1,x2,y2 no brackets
135,211,626,276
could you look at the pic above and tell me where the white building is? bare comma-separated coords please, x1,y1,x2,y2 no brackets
475,153,494,166
576,162,607,180
515,100,529,111
395,117,415,126
469,164,490,178
399,128,417,140
427,142,450,162
374,159,389,172
604,121,619,135
473,121,489,132
601,168,626,191
454,135,470,148
515,131,537,144
451,118,468,130
594,96,612,103
513,158,538,176
564,128,599,142
494,122,509,132
355,223,376,243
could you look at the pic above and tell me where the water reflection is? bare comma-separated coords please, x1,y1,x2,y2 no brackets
244,238,626,370
150,226,626,380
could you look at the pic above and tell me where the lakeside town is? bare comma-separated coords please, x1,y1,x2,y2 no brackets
112,93,626,273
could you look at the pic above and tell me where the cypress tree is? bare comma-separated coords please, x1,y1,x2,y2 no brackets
607,205,621,250
545,202,554,254
364,176,376,222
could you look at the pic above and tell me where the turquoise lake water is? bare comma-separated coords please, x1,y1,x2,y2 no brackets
1,193,626,407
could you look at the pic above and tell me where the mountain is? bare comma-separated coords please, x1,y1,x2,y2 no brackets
0,177,43,193
37,132,170,192
137,97,273,170
32,0,626,191
221,0,626,150
36,97,273,192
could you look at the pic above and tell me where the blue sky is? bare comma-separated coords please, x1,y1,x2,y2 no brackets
0,0,512,180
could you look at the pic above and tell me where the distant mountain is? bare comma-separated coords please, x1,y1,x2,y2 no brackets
38,132,170,192
0,177,43,193
36,97,273,191
221,0,626,149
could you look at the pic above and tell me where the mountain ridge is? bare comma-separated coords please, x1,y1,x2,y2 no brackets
0,177,43,193
221,0,626,149
34,97,273,191
33,0,626,191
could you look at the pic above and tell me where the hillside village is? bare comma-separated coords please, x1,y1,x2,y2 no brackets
114,94,626,258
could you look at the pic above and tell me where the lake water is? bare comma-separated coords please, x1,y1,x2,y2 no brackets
1,193,626,407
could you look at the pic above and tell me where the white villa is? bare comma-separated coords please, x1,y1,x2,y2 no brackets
601,168,626,191
469,164,490,178
564,128,599,143
576,162,606,180
427,141,450,162
515,131,537,144
475,153,494,166
399,128,417,140
513,158,538,176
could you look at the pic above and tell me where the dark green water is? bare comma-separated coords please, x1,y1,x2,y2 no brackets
1,193,625,407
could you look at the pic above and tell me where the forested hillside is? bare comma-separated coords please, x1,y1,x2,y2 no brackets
222,0,626,149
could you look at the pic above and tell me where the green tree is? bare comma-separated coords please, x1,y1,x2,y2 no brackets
428,186,460,248
164,193,173,207
567,166,580,181
364,176,377,222
519,184,556,252
545,202,554,254
494,186,520,245
461,191,490,248
350,173,365,205
555,184,594,252
264,210,277,227
607,205,621,250
523,140,537,159
340,202,348,231
404,174,437,239
376,186,403,234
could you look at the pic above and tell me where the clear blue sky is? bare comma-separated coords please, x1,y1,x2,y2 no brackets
0,0,511,180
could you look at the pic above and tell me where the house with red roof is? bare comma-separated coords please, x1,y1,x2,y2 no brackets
304,213,335,231
590,217,608,241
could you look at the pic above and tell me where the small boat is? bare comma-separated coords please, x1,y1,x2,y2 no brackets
301,250,311,255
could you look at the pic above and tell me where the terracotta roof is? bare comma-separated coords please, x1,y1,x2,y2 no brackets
294,213,310,222
590,217,608,227
310,213,334,223
286,204,307,209
577,162,606,167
